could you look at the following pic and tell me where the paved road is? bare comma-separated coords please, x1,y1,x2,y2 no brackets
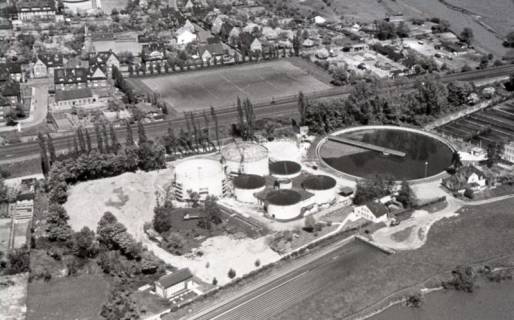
1,64,514,163
173,238,385,320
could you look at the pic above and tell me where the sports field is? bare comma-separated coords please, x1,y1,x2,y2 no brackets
128,60,332,112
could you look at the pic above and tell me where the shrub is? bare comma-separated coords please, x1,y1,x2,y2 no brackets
228,268,236,279
254,259,260,267
212,277,218,285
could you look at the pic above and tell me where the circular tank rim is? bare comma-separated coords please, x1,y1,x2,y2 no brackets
221,142,269,162
266,189,302,206
269,161,302,176
302,175,337,190
316,125,456,184
233,174,266,190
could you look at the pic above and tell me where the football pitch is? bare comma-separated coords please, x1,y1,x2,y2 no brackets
128,60,332,113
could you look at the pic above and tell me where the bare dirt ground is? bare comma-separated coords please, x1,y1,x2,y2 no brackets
0,273,28,320
129,60,331,112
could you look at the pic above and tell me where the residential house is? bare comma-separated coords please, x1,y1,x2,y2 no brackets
33,54,63,78
54,68,88,91
228,27,240,45
176,29,197,46
354,201,389,224
155,268,194,299
250,38,262,52
16,0,56,21
502,141,514,163
211,16,225,35
442,165,487,193
53,88,101,111
141,43,167,64
199,43,226,63
1,81,21,105
87,64,107,87
0,63,23,82
90,50,119,78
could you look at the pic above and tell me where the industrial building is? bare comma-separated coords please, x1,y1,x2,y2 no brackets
221,142,269,176
173,158,228,201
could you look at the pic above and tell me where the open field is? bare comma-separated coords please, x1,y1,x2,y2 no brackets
269,198,514,320
27,274,110,320
128,60,332,112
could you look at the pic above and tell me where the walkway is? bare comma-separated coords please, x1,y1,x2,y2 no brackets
327,136,406,157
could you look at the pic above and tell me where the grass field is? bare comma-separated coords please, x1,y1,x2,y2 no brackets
271,198,514,320
27,274,110,320
128,60,332,112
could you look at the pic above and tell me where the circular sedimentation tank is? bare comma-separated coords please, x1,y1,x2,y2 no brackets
174,158,227,201
269,161,302,179
302,175,337,204
221,142,269,176
265,189,304,221
318,126,454,181
233,174,266,204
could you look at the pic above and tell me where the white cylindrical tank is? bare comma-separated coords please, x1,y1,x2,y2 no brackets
269,161,302,179
265,189,304,221
233,174,266,204
221,142,269,176
265,140,301,162
302,175,337,204
174,158,227,201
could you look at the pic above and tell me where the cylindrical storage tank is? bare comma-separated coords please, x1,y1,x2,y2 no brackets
270,161,302,179
266,189,303,221
221,142,269,176
233,174,266,204
265,140,301,162
174,158,227,201
302,175,337,204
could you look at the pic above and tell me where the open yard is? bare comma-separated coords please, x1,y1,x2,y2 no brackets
0,273,28,320
127,60,332,112
63,164,281,286
26,274,110,320
270,198,514,320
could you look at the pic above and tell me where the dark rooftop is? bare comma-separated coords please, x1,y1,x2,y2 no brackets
156,268,193,288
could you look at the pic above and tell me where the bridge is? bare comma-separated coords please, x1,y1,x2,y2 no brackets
327,136,406,157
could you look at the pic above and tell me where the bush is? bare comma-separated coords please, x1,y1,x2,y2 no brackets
464,188,474,199
6,247,30,275
212,277,218,285
228,268,236,279
406,293,423,308
254,259,260,267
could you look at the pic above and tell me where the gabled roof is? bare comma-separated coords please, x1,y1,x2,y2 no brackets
442,165,485,190
199,43,225,56
54,68,88,85
0,63,22,76
156,268,193,288
38,54,64,68
88,64,107,80
363,201,388,218
55,88,93,102
93,50,119,65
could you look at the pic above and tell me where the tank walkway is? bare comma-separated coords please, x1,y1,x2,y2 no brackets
327,136,406,157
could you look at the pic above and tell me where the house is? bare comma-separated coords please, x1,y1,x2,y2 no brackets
1,81,21,105
228,27,240,44
176,29,197,46
16,0,56,21
0,63,23,82
53,88,101,111
354,201,389,224
184,0,194,11
199,43,226,63
141,43,167,63
250,38,262,52
314,16,326,25
442,165,487,193
502,142,514,163
155,268,194,299
87,64,107,87
211,16,225,35
302,39,315,48
33,54,63,78
90,50,119,78
54,68,88,91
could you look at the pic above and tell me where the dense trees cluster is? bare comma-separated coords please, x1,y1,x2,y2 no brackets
235,97,256,140
303,77,465,134
374,21,410,40
353,175,395,205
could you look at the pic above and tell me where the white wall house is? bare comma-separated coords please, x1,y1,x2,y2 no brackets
354,201,389,224
155,268,194,300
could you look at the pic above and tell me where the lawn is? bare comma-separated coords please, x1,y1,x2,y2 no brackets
128,60,331,113
0,273,28,320
270,198,514,320
26,274,110,320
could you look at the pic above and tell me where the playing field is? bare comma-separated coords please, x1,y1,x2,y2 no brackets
128,60,332,112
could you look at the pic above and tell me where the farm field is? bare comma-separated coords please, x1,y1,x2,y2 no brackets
128,60,332,112
436,101,514,146
270,198,514,320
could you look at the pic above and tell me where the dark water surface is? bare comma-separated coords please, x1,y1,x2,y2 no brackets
320,129,453,180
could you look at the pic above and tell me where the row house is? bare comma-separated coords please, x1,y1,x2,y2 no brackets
54,68,88,91
53,88,102,112
16,0,56,21
33,54,64,78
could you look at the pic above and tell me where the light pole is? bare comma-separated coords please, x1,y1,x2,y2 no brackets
424,161,429,178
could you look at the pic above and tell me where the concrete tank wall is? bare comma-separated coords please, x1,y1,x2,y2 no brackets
174,158,226,201
267,202,303,221
306,188,337,205
224,157,269,176
234,185,265,204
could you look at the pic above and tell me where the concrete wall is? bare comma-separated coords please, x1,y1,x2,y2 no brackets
234,185,265,204
306,187,336,205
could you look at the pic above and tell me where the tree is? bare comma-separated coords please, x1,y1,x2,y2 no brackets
204,196,222,225
109,123,119,154
100,287,139,320
460,27,474,46
102,122,110,153
95,122,105,153
46,204,73,242
125,121,135,147
85,128,92,153
504,31,514,47
0,178,9,203
451,151,463,169
77,126,87,153
37,132,50,176
5,247,30,275
72,227,98,258
210,106,220,149
505,74,514,91
298,91,307,125
396,181,414,208
292,29,302,56
304,215,316,232
153,207,172,233
486,142,504,168
353,175,394,205
228,268,236,279
137,121,147,144
46,133,57,164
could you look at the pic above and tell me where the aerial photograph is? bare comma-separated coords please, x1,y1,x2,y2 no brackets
1,0,514,319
